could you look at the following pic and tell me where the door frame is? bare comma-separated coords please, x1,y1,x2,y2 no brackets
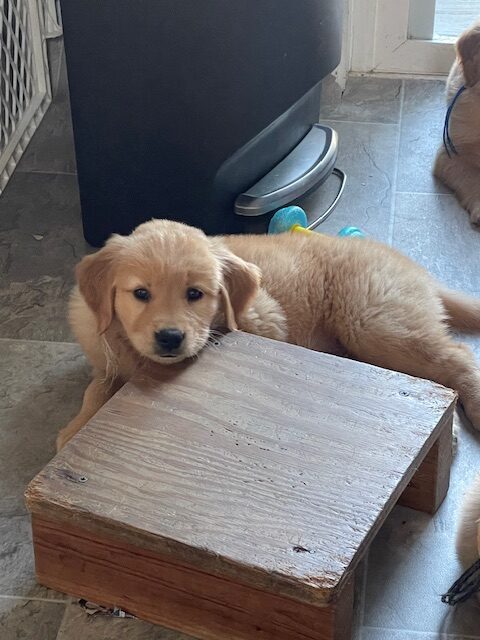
349,0,455,75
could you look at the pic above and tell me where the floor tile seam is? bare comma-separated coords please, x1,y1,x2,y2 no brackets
0,337,77,347
361,624,480,639
395,191,453,196
14,170,77,177
387,81,405,245
55,600,72,639
322,118,401,127
53,43,65,99
0,594,68,604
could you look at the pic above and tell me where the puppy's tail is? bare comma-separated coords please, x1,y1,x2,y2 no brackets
441,289,480,333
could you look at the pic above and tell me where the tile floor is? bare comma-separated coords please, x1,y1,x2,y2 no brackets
1,40,480,640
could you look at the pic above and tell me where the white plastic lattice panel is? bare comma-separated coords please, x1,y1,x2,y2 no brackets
42,0,61,38
0,0,51,193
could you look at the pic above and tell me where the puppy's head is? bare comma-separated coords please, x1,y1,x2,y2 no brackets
457,20,480,87
76,219,260,364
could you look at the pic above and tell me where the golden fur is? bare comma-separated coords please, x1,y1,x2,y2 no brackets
432,20,480,585
434,20,480,223
456,472,480,605
58,218,480,449
457,473,480,573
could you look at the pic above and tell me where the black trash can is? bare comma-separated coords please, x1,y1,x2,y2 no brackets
61,0,343,246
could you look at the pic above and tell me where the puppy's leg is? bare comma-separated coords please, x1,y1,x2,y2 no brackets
56,375,123,451
434,149,480,224
343,327,480,430
427,340,480,429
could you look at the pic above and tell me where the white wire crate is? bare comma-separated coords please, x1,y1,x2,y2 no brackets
0,0,52,193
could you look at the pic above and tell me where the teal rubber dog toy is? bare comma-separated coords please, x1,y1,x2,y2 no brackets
268,206,366,238
337,226,366,238
267,206,310,235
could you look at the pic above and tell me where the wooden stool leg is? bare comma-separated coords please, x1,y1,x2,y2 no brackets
330,576,355,640
399,414,453,514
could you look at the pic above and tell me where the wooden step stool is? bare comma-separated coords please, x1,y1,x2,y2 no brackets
25,332,455,640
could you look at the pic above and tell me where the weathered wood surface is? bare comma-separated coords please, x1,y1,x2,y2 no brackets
26,332,456,606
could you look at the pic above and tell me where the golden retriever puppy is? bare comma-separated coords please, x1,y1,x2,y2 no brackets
434,20,480,224
443,473,480,604
457,474,480,572
58,219,480,450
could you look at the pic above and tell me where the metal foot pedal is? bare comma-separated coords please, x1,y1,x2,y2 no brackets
234,124,346,226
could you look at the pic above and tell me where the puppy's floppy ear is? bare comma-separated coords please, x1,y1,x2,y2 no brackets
457,21,480,87
75,242,120,334
210,239,261,331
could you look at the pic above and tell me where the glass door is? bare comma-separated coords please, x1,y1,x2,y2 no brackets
433,0,479,38
350,0,466,75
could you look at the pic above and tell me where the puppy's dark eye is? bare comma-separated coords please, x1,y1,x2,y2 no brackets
133,288,150,302
186,288,203,302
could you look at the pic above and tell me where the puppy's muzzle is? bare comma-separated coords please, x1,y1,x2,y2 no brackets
154,328,185,356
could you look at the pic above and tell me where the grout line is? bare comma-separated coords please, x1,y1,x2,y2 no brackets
395,190,452,196
321,117,400,127
54,40,64,100
0,337,78,347
388,192,398,247
387,80,405,246
349,70,448,82
0,595,68,604
361,625,480,639
55,600,72,637
15,169,77,177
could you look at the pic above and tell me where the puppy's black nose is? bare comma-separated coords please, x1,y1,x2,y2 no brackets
155,328,185,352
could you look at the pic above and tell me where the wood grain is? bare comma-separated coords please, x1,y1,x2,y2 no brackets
26,332,456,608
31,515,354,640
